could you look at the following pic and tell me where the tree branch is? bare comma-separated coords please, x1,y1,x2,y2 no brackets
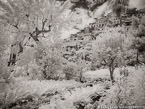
42,19,47,31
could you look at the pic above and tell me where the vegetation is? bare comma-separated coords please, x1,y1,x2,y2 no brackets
91,31,132,82
0,0,145,109
131,16,145,66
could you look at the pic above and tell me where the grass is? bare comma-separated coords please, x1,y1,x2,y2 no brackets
2,66,144,109
39,84,105,109
13,79,85,98
83,67,136,82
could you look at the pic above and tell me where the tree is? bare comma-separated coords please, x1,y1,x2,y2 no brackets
131,16,145,66
0,25,10,79
108,0,129,26
0,0,69,42
0,25,12,103
91,31,126,82
0,0,70,66
0,26,9,56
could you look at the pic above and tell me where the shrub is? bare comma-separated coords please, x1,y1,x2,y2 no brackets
63,62,80,80
34,42,66,80
98,67,145,107
40,54,63,80
28,62,44,80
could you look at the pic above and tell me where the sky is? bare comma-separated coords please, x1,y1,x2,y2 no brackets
129,0,145,9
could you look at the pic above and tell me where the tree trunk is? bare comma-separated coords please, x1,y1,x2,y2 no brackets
109,68,114,82
109,63,115,83
26,64,29,76
79,71,84,83
119,17,122,27
135,51,140,69
136,51,140,65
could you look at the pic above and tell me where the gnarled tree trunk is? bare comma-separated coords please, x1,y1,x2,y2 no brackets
109,59,115,83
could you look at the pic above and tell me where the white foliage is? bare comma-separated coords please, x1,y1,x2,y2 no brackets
15,79,84,97
62,84,104,103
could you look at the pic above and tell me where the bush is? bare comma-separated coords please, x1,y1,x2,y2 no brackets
90,60,102,71
28,62,44,80
63,62,80,81
40,54,63,80
98,67,145,107
34,42,66,80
